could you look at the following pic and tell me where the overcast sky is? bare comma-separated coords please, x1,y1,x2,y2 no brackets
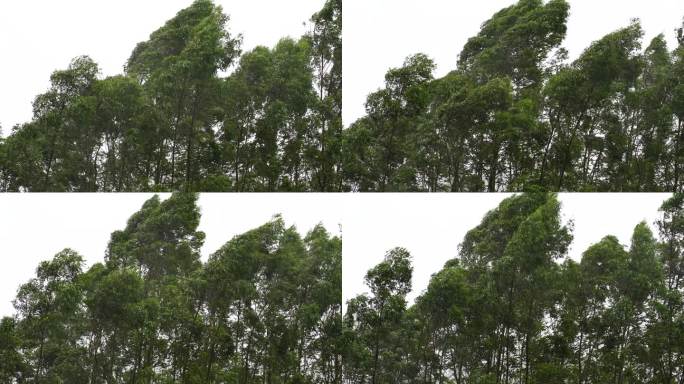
0,193,342,318
343,0,684,126
1,193,674,317
343,193,670,309
0,0,323,133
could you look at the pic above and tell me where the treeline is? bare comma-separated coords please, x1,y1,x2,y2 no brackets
343,193,684,383
342,0,684,192
0,193,342,383
0,0,341,192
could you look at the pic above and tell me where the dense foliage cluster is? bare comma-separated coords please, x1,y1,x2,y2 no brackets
343,193,684,383
0,0,341,192
343,0,684,192
0,193,342,383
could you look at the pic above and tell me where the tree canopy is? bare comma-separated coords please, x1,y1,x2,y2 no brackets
342,0,684,192
0,0,342,192
343,192,684,383
0,193,342,383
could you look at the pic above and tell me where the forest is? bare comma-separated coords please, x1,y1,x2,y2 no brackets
0,193,342,383
0,0,341,192
342,0,684,192
343,193,684,383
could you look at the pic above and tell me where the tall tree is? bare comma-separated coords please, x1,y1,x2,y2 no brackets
307,0,343,191
3,193,341,383
342,0,684,193
344,193,684,383
0,0,342,192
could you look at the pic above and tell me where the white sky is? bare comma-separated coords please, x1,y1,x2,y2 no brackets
0,193,342,318
0,0,323,133
343,193,669,309
343,0,684,126
0,193,673,317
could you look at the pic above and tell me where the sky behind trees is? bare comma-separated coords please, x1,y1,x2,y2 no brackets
343,193,684,383
343,193,668,308
0,193,342,383
0,193,342,317
344,0,684,126
2,192,664,317
0,0,323,131
0,0,341,192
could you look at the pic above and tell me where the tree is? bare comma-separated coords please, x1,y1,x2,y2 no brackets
344,193,684,383
306,0,343,191
0,0,342,192
0,317,26,382
342,55,435,191
344,248,413,383
13,248,87,383
342,0,684,193
647,193,684,382
3,194,341,383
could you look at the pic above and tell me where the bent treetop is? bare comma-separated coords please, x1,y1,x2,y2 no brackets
0,0,342,192
342,0,684,192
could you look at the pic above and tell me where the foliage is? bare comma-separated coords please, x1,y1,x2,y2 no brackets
0,0,342,192
344,192,684,383
0,193,342,383
343,0,684,192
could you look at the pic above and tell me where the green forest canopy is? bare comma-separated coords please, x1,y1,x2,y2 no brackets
4,0,683,193
0,0,341,192
343,192,684,383
342,0,684,192
0,193,342,384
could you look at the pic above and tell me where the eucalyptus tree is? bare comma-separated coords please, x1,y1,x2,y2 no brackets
0,56,100,191
342,55,435,191
13,249,88,383
344,193,684,383
221,38,316,191
0,317,25,382
125,0,241,189
343,248,413,383
4,194,342,383
0,0,342,192
342,0,684,192
541,21,644,190
306,0,343,191
648,193,684,382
